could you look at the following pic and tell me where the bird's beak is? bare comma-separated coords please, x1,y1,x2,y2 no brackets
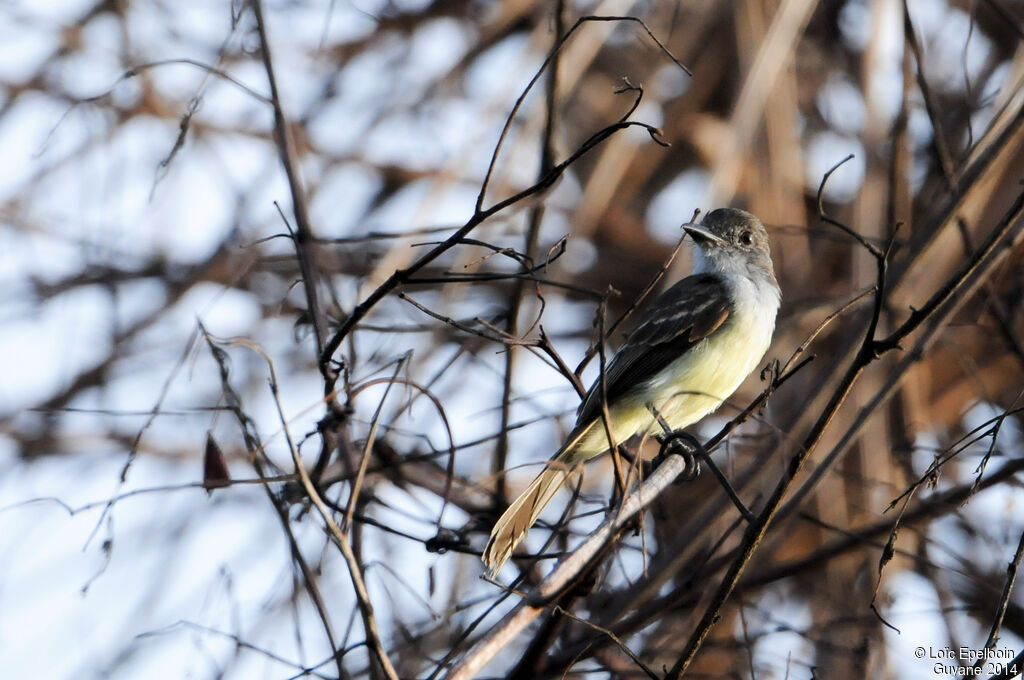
682,223,725,246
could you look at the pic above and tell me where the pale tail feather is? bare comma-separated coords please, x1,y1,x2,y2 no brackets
482,417,605,577
482,465,570,577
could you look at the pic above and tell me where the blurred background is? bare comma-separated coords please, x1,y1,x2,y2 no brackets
2,0,1024,678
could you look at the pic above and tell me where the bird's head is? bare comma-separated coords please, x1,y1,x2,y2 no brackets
683,208,775,284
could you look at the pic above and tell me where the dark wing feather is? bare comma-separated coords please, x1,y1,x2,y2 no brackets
575,273,731,427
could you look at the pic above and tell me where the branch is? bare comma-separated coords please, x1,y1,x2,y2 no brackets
318,17,682,381
976,527,1024,662
666,181,1024,677
541,450,1024,671
201,329,345,679
251,0,329,362
245,340,401,680
779,184,1024,520
443,453,692,679
476,14,686,212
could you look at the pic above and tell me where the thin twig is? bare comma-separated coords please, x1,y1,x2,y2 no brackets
476,14,687,212
494,0,567,511
977,527,1024,658
343,355,408,531
319,19,676,379
248,342,401,680
780,185,1024,521
201,330,345,679
816,155,884,258
904,1,959,191
577,209,697,375
251,0,328,361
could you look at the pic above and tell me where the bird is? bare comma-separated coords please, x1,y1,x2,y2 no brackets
482,207,781,577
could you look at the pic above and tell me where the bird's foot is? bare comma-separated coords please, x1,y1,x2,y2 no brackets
644,405,755,522
653,429,702,481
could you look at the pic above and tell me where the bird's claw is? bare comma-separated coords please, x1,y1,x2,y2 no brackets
654,430,702,481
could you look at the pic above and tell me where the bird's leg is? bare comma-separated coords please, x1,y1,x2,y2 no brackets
646,405,756,524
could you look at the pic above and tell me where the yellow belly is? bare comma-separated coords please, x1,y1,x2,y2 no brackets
566,317,769,460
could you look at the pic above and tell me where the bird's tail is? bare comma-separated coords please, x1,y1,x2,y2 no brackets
482,463,571,578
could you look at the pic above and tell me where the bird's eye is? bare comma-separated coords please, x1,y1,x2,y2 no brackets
739,231,754,246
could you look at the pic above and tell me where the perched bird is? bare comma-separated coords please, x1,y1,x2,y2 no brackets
482,208,781,577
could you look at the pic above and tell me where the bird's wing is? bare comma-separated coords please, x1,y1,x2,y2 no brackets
575,273,731,427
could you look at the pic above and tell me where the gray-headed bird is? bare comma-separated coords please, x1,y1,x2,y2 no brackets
483,208,781,577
